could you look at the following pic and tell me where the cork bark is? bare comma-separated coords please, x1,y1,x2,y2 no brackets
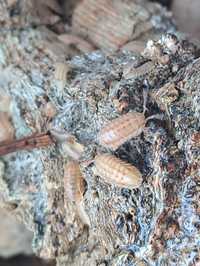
0,1,200,266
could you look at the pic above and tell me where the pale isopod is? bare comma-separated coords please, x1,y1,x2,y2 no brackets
98,111,162,150
64,160,90,225
54,62,70,82
94,154,142,189
64,160,85,202
98,112,146,150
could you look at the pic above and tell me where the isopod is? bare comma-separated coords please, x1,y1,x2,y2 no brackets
94,154,142,189
64,160,90,226
98,112,145,150
98,111,161,150
64,160,85,202
54,62,70,82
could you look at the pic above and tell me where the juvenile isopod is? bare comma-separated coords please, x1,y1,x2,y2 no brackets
64,160,90,226
64,160,85,202
94,154,142,189
54,62,70,81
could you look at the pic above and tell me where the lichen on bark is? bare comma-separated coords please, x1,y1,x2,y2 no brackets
0,1,200,266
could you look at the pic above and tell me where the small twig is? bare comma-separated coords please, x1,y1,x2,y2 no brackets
0,132,55,156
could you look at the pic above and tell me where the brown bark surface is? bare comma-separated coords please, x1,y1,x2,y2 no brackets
0,1,200,266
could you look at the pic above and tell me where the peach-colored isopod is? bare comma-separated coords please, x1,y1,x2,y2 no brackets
64,160,84,202
64,160,90,226
94,154,142,189
98,112,146,150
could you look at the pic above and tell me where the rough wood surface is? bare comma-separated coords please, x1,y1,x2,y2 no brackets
0,1,200,266
72,0,175,52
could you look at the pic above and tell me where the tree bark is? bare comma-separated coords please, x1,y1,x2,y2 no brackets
0,1,200,266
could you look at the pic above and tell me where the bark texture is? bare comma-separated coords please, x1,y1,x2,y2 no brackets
72,0,175,51
0,1,200,266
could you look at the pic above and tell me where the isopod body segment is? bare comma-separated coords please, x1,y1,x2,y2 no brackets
98,112,146,150
94,154,142,189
